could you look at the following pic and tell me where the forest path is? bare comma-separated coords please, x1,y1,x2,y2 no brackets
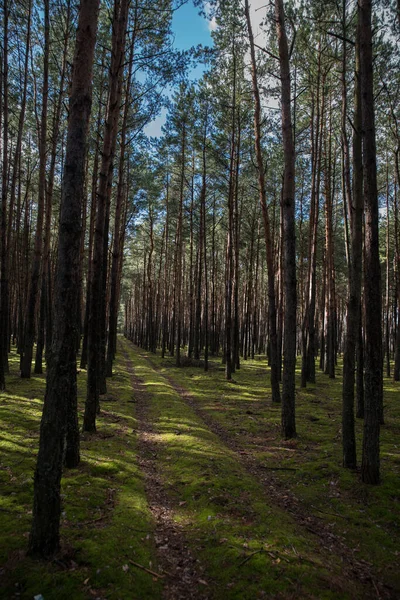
120,338,396,600
120,342,211,600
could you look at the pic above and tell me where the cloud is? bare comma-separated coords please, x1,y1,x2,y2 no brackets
208,16,217,31
203,2,217,31
144,110,167,138
250,0,267,41
205,0,266,36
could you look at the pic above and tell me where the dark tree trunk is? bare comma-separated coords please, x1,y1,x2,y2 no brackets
174,123,186,368
276,0,297,438
106,22,136,376
225,39,237,381
359,0,382,485
80,58,105,370
342,16,363,469
21,0,49,379
394,172,400,381
35,0,71,373
0,0,9,389
28,0,99,557
84,0,129,431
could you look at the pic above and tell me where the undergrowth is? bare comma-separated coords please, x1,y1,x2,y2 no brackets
0,347,160,600
1,338,399,599
144,344,400,595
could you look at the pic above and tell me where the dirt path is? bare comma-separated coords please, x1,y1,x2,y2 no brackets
120,345,211,600
139,350,396,600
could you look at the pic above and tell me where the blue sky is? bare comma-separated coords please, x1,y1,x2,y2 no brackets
143,0,267,137
144,1,214,137
171,1,214,51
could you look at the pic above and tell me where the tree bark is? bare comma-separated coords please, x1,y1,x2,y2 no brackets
106,19,137,376
84,0,129,431
21,0,49,379
342,14,363,469
244,0,280,402
275,0,297,438
0,0,9,388
359,0,382,485
28,0,99,557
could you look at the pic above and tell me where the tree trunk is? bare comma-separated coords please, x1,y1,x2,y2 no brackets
0,0,9,389
106,20,136,376
359,0,382,485
175,122,185,368
342,14,363,469
245,0,280,403
21,0,49,379
28,0,99,557
276,0,297,438
84,0,129,431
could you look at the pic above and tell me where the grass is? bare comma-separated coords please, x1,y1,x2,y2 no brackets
119,339,385,599
144,345,400,595
0,347,161,600
0,339,399,599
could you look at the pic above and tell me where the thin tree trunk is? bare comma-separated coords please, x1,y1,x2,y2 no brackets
342,14,363,468
0,0,9,388
35,0,72,373
276,0,297,438
84,0,129,431
80,54,106,370
394,173,400,380
21,0,49,379
244,0,280,402
106,18,137,376
175,122,185,368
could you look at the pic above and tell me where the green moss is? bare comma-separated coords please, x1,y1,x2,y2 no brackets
0,347,161,600
120,340,369,599
142,346,400,596
2,340,399,599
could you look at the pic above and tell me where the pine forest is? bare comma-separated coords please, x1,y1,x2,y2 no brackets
0,0,400,598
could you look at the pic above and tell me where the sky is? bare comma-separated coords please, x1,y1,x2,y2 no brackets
143,2,213,137
143,0,266,138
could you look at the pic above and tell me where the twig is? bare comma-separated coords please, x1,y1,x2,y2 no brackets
261,466,297,471
74,514,109,527
128,559,167,579
312,506,349,520
238,549,265,567
372,578,381,599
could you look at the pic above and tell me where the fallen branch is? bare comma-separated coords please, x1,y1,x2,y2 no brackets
261,466,297,471
128,559,167,579
74,514,109,527
312,506,349,520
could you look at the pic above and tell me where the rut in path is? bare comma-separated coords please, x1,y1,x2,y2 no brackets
137,348,397,600
120,345,211,600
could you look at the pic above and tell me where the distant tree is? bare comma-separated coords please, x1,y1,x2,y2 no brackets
20,0,50,379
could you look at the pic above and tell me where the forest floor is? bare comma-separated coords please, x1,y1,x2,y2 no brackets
0,338,399,600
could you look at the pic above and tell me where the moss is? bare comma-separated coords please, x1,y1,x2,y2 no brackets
120,340,368,599
143,345,400,596
0,347,161,600
1,340,399,599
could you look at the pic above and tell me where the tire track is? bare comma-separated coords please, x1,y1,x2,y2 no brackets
120,341,211,600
